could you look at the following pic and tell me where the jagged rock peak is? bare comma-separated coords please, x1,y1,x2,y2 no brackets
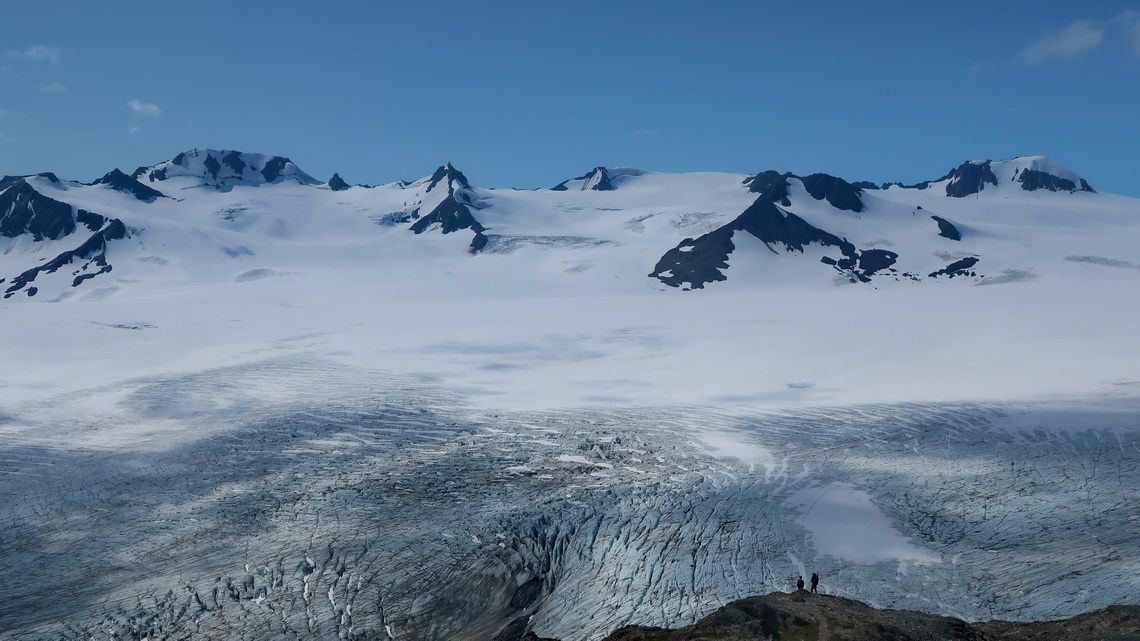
426,163,472,194
743,170,865,212
131,148,320,191
91,168,166,202
552,166,615,191
328,173,351,191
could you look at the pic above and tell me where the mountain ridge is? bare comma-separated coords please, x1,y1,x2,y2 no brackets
0,148,1121,300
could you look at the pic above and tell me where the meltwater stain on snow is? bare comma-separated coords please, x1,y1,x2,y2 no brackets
787,482,940,564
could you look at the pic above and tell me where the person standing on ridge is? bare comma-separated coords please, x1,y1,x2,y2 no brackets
810,572,819,593
797,576,805,591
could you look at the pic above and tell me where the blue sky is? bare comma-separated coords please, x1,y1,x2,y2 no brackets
2,1,1138,195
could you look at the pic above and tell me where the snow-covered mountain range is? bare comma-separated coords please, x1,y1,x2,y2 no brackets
1,149,1128,302
1,149,1138,640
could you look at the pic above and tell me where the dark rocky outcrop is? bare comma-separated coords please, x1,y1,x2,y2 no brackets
328,173,351,191
799,173,865,212
929,256,979,279
931,215,962,241
741,171,864,211
0,176,118,241
410,196,487,236
944,161,999,198
742,170,790,206
3,219,128,298
427,163,473,193
592,592,1140,641
1017,168,1094,193
91,168,166,202
1,176,79,241
649,199,894,289
552,166,614,191
409,164,488,254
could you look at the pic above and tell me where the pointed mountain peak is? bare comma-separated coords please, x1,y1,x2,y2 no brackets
552,166,616,191
425,163,472,194
91,168,166,202
328,173,351,191
131,148,320,191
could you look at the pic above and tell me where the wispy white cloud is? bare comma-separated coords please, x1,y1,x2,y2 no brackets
127,125,141,135
37,81,67,93
1119,10,1140,54
127,99,161,118
1016,20,1104,65
5,45,61,64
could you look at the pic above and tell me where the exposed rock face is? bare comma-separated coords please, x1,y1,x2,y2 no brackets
931,215,962,241
597,592,1140,641
743,170,791,205
1016,168,1095,193
3,218,128,298
929,256,979,279
944,160,1000,198
410,163,488,252
0,175,83,240
552,166,615,191
91,168,167,202
649,199,894,289
798,173,865,212
0,175,131,296
328,172,351,191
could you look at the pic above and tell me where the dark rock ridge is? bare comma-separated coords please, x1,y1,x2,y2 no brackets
742,170,790,205
327,173,350,191
3,219,128,298
551,166,614,191
1,175,108,241
592,591,1140,641
649,198,894,289
91,168,166,202
799,173,865,212
1016,167,1094,193
743,170,865,212
408,163,488,253
1,175,130,296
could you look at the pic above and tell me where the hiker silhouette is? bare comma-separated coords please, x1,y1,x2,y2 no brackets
811,572,819,593
797,576,805,591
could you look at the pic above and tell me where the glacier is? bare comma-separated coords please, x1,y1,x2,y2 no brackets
1,356,1137,640
2,151,1139,640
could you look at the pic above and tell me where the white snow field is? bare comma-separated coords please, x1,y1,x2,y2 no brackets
0,151,1138,640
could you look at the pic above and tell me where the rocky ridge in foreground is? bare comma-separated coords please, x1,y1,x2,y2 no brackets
580,591,1140,641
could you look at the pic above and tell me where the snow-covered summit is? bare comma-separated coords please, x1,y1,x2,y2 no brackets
900,155,1095,197
131,148,320,191
552,166,647,191
994,155,1095,193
